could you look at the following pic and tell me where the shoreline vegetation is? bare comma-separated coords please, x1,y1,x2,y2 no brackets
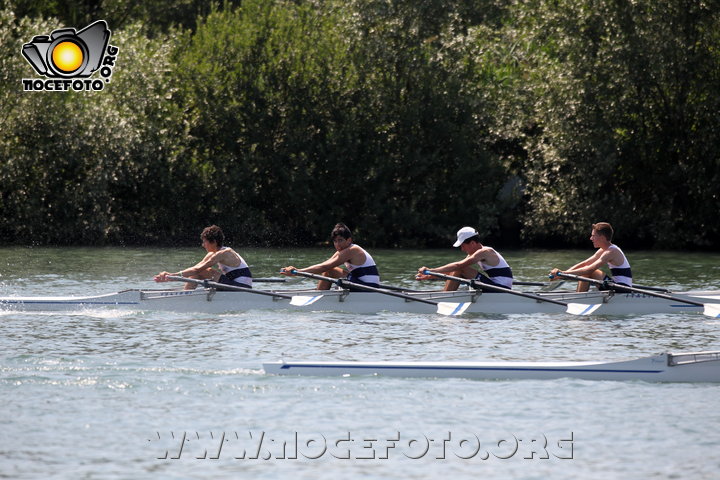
1,1,718,250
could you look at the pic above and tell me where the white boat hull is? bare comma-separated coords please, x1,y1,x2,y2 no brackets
263,351,720,383
1,288,718,316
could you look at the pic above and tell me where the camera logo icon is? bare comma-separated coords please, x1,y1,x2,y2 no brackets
21,20,119,91
22,20,110,78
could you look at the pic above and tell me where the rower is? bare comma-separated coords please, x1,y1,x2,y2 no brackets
281,223,380,291
549,222,632,292
154,225,252,290
417,226,514,292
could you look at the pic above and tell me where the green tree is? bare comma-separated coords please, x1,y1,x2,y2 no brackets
517,0,720,248
8,0,227,33
337,0,510,246
0,11,189,244
3,1,718,249
174,0,366,245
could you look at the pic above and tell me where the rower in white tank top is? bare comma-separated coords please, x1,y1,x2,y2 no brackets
606,245,632,286
344,245,380,287
217,248,253,288
475,249,514,289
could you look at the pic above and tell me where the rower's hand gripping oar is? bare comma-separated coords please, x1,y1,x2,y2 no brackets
552,272,720,318
290,270,471,316
423,270,602,316
166,276,323,306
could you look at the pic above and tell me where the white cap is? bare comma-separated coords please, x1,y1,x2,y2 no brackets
453,226,478,247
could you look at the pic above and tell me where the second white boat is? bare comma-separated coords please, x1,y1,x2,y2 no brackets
263,351,720,383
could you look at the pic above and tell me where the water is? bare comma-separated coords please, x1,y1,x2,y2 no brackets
1,247,719,479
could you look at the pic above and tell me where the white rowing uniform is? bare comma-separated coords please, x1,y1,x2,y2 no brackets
217,249,253,288
474,248,513,289
607,245,632,286
344,245,380,287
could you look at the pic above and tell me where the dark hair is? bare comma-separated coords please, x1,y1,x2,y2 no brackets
462,235,482,245
201,225,224,246
330,222,352,240
592,222,614,241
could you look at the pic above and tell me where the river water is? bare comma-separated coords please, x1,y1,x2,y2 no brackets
1,247,719,479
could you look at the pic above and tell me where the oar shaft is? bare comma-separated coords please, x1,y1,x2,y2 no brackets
293,271,441,306
424,270,569,307
550,272,603,287
514,281,551,287
555,272,704,307
627,283,670,293
167,276,293,300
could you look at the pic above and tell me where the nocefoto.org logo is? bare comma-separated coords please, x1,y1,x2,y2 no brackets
21,20,119,92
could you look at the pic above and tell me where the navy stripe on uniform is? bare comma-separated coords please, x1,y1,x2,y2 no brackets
485,267,513,278
610,267,632,278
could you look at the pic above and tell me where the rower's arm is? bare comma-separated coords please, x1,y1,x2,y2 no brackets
425,252,479,274
298,251,345,274
181,252,218,276
551,249,602,279
564,250,606,276
568,249,602,270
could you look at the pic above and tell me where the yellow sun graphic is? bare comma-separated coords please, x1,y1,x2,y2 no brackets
51,41,83,73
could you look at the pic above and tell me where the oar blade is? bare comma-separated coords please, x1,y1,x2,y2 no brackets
289,295,323,306
703,304,720,318
566,303,602,316
437,302,471,316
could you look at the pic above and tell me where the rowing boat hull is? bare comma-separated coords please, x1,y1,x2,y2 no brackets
1,288,718,315
263,351,720,383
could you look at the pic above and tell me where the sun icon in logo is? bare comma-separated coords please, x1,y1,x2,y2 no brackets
51,41,84,73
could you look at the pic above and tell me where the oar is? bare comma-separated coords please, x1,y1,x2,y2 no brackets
253,276,305,284
423,270,602,316
628,283,670,293
289,270,471,316
166,276,322,306
514,281,553,287
553,272,720,318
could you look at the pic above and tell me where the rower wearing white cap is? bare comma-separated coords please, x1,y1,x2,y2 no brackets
416,227,513,292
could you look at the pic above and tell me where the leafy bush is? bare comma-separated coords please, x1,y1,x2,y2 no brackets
1,1,718,249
